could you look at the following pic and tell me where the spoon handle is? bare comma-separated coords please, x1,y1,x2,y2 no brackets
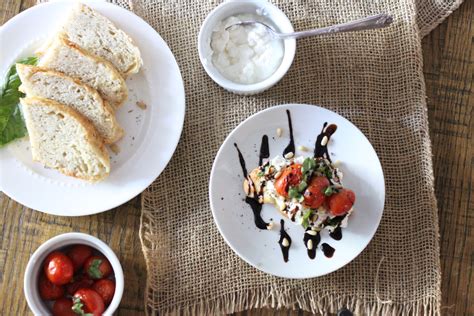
279,14,393,39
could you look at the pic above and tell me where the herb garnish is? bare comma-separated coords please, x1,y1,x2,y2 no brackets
0,57,38,147
288,187,300,199
301,210,313,229
87,259,103,279
324,186,334,196
72,297,93,316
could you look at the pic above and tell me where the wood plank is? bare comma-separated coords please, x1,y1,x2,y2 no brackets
422,0,474,315
0,0,21,24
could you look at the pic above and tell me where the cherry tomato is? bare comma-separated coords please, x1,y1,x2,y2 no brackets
67,245,93,271
44,251,74,285
73,289,105,316
92,279,115,305
52,297,76,316
274,164,303,197
84,256,113,279
328,189,356,216
38,275,64,300
303,176,330,209
66,273,94,295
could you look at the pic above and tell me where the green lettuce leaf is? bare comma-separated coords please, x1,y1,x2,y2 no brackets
0,56,38,147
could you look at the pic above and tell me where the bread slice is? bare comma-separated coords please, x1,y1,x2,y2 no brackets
20,97,110,181
60,3,142,76
17,64,124,144
38,35,128,108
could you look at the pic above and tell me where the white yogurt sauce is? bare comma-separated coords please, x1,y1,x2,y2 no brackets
210,14,284,84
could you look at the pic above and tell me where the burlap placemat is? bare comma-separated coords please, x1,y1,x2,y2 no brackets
108,0,462,314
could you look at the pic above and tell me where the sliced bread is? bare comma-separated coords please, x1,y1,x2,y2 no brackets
60,3,142,76
20,97,110,181
38,35,128,108
17,64,124,144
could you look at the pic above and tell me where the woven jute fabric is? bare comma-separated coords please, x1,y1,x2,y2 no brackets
107,0,462,315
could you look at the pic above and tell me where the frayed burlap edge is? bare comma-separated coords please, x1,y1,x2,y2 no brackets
141,288,439,316
416,0,464,37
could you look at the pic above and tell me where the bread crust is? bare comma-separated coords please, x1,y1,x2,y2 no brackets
16,64,124,144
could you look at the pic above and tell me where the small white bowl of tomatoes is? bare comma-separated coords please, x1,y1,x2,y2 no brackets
24,232,124,316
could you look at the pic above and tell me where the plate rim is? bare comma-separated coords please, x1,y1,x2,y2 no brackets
209,103,385,279
0,0,186,216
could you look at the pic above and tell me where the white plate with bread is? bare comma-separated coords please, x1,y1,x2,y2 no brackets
0,1,185,215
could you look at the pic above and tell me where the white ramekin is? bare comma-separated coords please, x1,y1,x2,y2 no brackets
24,232,124,316
198,0,296,95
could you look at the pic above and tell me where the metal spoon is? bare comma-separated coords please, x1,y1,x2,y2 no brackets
225,13,393,40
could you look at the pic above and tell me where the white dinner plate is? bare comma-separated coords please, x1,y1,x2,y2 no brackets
209,104,385,278
0,0,185,215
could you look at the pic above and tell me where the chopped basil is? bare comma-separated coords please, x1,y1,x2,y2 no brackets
301,210,313,229
301,157,316,174
325,215,346,227
297,180,307,192
288,187,300,199
324,186,334,196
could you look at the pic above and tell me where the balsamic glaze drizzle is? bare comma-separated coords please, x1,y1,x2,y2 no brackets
303,230,321,259
321,243,335,258
234,143,268,230
329,226,342,241
258,135,269,166
278,219,292,262
282,110,295,156
245,197,269,230
234,143,248,178
314,122,338,162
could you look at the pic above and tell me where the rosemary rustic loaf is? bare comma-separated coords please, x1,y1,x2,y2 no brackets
17,64,123,144
20,97,110,181
38,35,127,108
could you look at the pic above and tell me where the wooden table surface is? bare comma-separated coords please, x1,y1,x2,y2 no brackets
1,0,472,315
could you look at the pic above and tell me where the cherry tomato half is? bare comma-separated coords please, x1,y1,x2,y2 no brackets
52,297,76,316
43,251,74,285
67,245,93,272
38,275,64,300
92,279,115,305
84,256,113,280
303,176,330,209
73,289,105,316
274,164,303,197
328,189,356,216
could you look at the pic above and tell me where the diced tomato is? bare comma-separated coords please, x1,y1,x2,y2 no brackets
274,164,303,197
328,189,356,216
303,176,330,209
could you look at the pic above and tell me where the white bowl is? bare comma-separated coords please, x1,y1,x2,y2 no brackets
198,0,296,95
24,233,124,316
